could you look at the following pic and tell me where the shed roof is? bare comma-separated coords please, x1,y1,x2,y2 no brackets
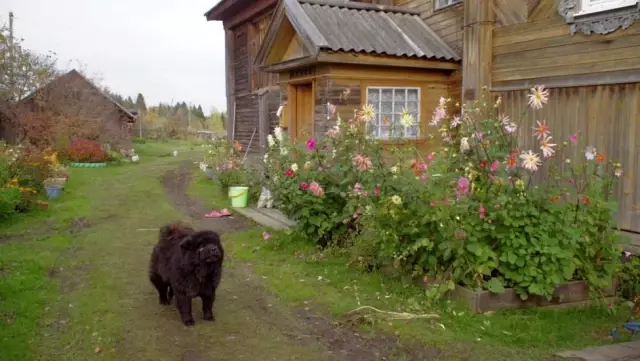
296,0,460,61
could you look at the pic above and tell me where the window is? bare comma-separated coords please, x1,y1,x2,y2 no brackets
576,0,639,16
366,87,420,140
435,0,462,10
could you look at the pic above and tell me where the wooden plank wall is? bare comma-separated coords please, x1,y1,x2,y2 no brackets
393,0,464,54
492,17,640,88
230,10,280,153
493,85,640,233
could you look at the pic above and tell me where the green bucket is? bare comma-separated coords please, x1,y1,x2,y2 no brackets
228,186,249,208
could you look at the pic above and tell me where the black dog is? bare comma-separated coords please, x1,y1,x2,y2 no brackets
149,222,224,326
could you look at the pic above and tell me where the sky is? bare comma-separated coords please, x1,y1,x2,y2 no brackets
1,0,227,114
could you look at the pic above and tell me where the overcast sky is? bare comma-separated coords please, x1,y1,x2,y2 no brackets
2,0,227,113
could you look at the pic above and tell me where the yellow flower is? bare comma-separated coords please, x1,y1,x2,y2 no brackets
357,104,376,122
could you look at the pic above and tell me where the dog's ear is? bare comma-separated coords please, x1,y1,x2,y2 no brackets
179,235,198,251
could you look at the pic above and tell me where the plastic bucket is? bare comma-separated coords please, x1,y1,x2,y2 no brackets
228,186,249,208
45,186,62,200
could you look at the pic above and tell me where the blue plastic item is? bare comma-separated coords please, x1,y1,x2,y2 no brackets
45,185,62,200
611,321,640,339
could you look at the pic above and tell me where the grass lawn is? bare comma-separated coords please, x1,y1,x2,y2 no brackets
0,142,634,361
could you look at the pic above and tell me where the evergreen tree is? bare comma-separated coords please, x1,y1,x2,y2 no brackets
135,93,147,113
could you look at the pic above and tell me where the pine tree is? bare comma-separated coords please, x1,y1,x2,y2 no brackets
135,93,147,113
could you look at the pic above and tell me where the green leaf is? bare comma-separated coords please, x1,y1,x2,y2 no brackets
486,278,505,294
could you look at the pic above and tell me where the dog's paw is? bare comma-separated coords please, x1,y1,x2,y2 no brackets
182,318,195,327
203,313,215,321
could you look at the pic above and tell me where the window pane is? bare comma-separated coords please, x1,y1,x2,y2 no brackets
406,125,419,138
381,89,393,102
406,100,419,113
393,89,405,101
381,101,393,114
407,89,419,101
379,125,390,139
367,88,380,103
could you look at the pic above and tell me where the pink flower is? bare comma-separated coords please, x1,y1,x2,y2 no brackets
353,183,363,195
306,138,316,151
352,154,372,171
262,232,271,240
373,186,380,196
427,153,435,161
308,181,324,197
299,183,309,190
457,177,470,194
624,251,632,259
479,205,486,220
327,128,339,137
569,133,578,144
352,210,362,219
490,160,500,172
285,169,294,177
476,132,484,141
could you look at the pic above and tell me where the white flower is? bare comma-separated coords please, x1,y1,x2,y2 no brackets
132,154,140,163
400,108,415,127
565,159,571,164
280,147,288,156
585,146,596,161
267,134,275,147
615,168,624,177
274,127,284,142
540,136,556,158
450,116,462,128
263,154,269,163
390,166,398,174
460,137,470,153
332,149,337,158
520,150,542,172
291,163,299,172
391,195,402,205
527,85,549,109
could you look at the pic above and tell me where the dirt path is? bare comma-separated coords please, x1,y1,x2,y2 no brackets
159,162,442,361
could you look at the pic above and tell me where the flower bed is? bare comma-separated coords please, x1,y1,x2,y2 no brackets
262,85,626,306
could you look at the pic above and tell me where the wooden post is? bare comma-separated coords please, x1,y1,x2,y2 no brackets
225,29,236,144
462,0,494,103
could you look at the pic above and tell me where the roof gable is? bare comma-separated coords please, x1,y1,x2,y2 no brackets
20,69,136,121
255,0,461,71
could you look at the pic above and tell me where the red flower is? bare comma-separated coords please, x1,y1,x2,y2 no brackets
299,183,309,190
479,160,487,168
285,169,294,177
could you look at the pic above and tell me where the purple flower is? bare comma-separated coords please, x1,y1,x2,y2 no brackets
457,177,470,194
306,138,316,151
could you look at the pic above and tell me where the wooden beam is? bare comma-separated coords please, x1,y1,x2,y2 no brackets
461,0,494,102
317,52,460,71
225,29,236,143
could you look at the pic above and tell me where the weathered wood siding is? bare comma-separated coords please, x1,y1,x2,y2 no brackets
492,13,640,88
314,77,361,137
229,10,281,152
393,0,464,54
490,0,640,233
494,85,640,233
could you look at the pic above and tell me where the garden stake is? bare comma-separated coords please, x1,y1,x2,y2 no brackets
242,127,256,164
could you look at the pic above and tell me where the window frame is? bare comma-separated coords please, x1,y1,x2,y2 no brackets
575,0,639,16
365,86,421,141
435,0,462,11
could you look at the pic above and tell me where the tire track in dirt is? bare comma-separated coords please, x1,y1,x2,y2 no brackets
162,161,442,361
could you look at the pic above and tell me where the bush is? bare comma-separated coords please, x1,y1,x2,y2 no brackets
263,86,625,302
0,186,21,219
67,139,108,163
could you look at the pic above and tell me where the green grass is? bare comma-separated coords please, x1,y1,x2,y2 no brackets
191,180,635,361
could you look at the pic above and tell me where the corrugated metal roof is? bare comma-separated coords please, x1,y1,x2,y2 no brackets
297,0,460,61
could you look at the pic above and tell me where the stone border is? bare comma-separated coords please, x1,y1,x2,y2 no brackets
71,162,107,168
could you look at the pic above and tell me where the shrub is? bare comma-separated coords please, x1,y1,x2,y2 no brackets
0,186,21,219
263,102,392,247
357,88,623,300
67,139,108,163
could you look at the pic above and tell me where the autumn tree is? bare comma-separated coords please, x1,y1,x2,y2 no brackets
0,22,58,101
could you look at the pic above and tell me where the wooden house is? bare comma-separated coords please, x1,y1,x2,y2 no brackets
17,69,137,149
205,0,461,153
207,0,640,244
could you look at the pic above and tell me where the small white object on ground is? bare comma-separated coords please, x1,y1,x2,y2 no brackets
131,154,139,163
172,150,178,156
257,187,274,208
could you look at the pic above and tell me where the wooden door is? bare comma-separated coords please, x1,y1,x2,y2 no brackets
294,84,313,139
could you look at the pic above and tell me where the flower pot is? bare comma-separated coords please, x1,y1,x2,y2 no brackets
45,185,63,200
228,186,249,208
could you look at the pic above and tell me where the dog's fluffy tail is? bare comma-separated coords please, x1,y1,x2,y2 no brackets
159,221,195,243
